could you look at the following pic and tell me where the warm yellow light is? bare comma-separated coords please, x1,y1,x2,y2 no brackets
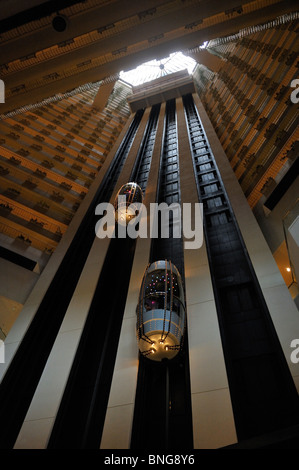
114,182,143,225
286,267,291,272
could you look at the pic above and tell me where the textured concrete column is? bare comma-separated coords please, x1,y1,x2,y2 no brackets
190,49,223,74
176,97,237,449
100,103,166,449
93,79,117,112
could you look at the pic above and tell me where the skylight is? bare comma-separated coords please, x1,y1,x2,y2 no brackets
119,51,197,87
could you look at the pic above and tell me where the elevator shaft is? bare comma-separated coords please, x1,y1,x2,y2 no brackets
183,93,299,441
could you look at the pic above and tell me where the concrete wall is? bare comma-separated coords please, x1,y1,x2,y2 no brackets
253,176,299,307
0,232,51,339
253,176,299,253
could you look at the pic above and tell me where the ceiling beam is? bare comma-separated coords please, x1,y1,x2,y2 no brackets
0,0,84,31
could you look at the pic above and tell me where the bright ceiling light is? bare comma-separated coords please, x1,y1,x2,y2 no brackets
119,51,197,87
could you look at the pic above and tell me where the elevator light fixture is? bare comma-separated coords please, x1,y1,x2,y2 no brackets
136,260,186,361
114,182,143,225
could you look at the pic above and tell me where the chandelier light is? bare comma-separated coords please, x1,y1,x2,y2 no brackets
114,182,143,225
